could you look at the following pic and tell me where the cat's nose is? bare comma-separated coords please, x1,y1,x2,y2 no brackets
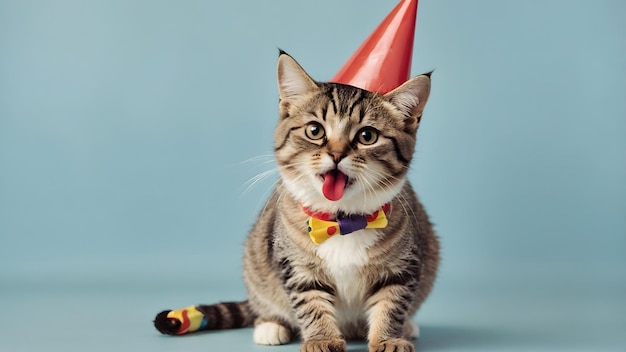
329,151,347,164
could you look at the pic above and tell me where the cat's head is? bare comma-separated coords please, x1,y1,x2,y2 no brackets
274,52,431,215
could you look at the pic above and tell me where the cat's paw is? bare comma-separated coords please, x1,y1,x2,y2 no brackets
253,322,292,345
404,321,420,340
369,338,415,352
300,338,346,352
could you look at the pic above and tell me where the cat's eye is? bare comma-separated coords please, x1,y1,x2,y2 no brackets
305,122,325,140
356,127,379,145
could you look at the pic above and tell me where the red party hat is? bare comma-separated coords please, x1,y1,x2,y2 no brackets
331,0,418,94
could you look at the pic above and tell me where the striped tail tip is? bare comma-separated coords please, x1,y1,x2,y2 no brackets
153,301,255,335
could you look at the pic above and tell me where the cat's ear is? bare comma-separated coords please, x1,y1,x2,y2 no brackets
384,72,432,133
277,51,318,102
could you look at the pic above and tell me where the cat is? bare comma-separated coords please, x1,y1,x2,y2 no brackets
155,51,439,352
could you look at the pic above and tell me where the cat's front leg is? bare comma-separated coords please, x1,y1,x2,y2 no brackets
279,259,345,352
291,284,346,352
366,284,417,352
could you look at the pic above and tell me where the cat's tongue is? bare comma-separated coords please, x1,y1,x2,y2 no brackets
322,170,347,201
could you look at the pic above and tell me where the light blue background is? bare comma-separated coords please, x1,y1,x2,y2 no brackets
1,1,624,351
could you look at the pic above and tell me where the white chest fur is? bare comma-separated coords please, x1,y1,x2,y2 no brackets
315,229,380,329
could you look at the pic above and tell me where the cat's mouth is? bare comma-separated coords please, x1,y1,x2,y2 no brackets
320,169,353,201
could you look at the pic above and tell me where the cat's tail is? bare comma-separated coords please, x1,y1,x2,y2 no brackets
154,301,256,335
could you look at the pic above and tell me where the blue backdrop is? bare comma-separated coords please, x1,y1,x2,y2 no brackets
1,1,624,351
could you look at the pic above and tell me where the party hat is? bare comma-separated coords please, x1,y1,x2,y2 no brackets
331,0,418,94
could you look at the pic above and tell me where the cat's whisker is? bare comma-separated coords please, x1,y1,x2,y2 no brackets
241,168,278,189
273,182,294,212
356,172,382,207
246,159,311,211
236,154,281,200
364,173,408,218
368,168,418,220
363,172,391,210
258,185,282,219
356,174,370,207
357,167,416,220
238,154,276,165
279,159,316,167
364,166,405,183
395,193,413,220
242,171,285,217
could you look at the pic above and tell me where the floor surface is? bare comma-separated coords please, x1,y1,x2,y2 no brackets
2,256,624,352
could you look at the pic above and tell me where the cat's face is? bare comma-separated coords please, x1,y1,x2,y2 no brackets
274,53,431,214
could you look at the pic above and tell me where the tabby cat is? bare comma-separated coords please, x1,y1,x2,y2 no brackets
160,52,439,352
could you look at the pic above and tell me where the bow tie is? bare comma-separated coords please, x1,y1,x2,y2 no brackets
304,203,391,245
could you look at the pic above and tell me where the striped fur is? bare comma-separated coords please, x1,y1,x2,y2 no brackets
195,302,255,330
240,53,439,352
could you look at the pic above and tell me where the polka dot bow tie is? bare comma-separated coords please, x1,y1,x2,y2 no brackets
303,203,391,245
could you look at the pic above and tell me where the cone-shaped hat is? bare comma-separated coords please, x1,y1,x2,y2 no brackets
331,0,418,94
